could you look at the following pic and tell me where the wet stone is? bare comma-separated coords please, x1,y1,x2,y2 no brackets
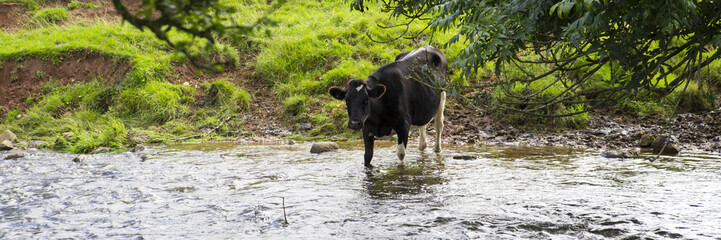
452,155,477,160
5,151,26,159
91,147,111,154
310,142,339,153
639,134,654,148
651,135,680,155
133,144,146,152
600,150,633,159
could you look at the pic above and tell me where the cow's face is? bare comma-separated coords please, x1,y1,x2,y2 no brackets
329,80,386,130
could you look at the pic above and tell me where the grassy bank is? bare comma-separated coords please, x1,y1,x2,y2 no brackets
1,0,718,153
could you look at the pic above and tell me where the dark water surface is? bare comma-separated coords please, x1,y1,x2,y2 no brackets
1,142,720,239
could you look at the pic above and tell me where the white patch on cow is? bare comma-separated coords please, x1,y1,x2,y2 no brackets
397,143,406,160
398,48,425,62
355,85,364,92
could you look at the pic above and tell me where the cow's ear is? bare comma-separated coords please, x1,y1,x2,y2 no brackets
368,84,386,99
329,87,346,100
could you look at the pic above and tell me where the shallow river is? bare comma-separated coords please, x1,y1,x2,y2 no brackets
1,142,721,239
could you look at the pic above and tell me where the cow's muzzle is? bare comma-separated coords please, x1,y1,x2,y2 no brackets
348,120,363,130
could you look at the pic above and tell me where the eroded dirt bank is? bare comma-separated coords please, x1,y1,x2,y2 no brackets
0,51,132,115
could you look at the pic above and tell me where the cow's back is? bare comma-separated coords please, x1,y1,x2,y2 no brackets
368,45,447,126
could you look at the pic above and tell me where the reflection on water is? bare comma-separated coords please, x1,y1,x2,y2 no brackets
1,142,720,239
365,153,446,199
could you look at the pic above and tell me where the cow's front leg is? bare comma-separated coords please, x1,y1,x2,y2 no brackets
363,128,375,167
396,124,409,161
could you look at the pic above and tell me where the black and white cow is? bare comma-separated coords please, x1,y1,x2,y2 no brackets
329,45,447,167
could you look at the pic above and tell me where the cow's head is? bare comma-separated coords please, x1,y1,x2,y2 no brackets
329,80,386,130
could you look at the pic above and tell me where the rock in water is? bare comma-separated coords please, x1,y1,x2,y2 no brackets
651,135,680,155
639,134,654,148
601,150,633,159
5,151,26,159
0,130,17,143
310,142,339,153
0,140,14,150
453,155,478,160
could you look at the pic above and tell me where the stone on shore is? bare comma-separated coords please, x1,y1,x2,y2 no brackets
0,130,17,143
310,142,339,153
651,135,680,155
62,132,75,139
639,134,654,148
133,144,146,152
1,140,14,150
91,147,111,154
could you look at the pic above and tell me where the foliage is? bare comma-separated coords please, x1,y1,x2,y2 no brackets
351,0,721,116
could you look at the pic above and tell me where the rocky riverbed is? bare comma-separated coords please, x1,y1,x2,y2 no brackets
442,109,721,154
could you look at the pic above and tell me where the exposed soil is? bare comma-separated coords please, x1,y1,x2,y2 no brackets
0,51,131,115
0,3,23,31
0,0,143,31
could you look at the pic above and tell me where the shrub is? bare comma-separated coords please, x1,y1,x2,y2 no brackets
283,95,310,117
200,79,251,113
38,80,114,117
667,81,715,113
493,67,589,129
117,81,194,124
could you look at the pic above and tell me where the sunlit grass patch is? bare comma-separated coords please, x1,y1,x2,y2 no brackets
117,81,194,125
30,7,68,24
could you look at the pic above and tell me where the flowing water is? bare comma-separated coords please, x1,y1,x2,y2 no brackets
1,142,720,239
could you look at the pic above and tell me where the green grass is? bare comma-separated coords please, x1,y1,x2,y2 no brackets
30,7,68,24
117,81,194,125
0,13,243,152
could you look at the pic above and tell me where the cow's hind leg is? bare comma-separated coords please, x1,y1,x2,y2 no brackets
434,91,446,153
418,124,428,151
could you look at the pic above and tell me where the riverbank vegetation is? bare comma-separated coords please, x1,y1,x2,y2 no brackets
1,0,719,153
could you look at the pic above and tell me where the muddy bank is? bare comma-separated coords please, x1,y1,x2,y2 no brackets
0,51,131,115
